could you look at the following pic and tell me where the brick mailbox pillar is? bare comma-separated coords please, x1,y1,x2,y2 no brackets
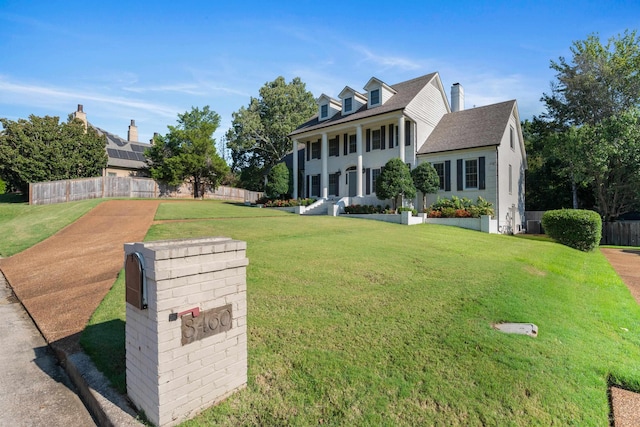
124,237,248,427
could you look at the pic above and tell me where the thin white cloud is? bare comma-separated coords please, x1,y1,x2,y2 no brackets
0,77,178,118
350,45,422,71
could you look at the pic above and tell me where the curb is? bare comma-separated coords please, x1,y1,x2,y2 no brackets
52,345,142,427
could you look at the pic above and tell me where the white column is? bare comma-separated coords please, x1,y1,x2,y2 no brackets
398,115,405,163
292,138,298,199
321,133,328,199
356,125,363,197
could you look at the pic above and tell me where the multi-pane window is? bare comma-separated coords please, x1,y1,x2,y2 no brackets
370,89,380,105
320,104,328,119
311,141,321,159
372,168,381,193
372,129,381,150
329,173,339,196
465,159,478,188
311,175,320,197
329,137,339,156
349,134,357,153
433,162,445,190
344,97,352,112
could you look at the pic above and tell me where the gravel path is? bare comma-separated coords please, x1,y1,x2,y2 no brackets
0,200,159,354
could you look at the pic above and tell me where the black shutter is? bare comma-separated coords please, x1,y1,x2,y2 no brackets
479,156,486,190
306,175,310,198
388,124,394,149
365,168,371,195
457,159,463,191
444,160,451,191
381,125,386,149
405,120,411,146
306,142,310,161
317,139,321,159
343,134,348,155
366,129,371,152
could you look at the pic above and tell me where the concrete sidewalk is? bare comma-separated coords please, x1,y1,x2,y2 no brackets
0,275,95,426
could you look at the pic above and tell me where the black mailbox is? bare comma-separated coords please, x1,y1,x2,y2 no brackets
125,252,147,309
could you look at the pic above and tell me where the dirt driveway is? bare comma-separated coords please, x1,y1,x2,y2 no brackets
0,200,159,354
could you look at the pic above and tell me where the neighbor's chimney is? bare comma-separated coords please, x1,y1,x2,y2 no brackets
128,119,138,142
73,104,88,131
451,83,464,112
150,132,159,145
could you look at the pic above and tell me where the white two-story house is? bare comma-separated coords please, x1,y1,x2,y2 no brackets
289,72,527,233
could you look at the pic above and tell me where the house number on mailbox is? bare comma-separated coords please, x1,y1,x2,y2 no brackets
181,305,233,346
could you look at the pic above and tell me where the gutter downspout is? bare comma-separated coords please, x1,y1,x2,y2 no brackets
495,146,500,231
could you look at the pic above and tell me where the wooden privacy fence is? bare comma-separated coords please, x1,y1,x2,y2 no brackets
29,177,263,205
601,221,640,246
29,176,158,205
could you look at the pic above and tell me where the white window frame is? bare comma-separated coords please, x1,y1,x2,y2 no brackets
372,129,381,150
344,97,352,113
320,104,328,119
465,159,478,189
370,89,380,106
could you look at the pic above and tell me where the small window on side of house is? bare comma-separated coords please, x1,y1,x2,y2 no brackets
321,104,328,119
510,126,515,150
509,164,513,194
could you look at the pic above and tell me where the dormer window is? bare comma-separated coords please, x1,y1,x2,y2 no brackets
370,89,380,105
344,97,352,113
320,104,328,119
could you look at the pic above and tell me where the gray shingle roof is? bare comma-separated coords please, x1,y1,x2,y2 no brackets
418,100,516,154
290,72,438,137
93,126,150,169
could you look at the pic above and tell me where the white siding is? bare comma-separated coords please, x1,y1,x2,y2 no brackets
496,112,526,233
405,79,449,153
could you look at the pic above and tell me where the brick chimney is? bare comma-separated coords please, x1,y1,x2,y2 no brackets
451,83,464,112
73,104,88,131
150,132,159,145
128,119,138,142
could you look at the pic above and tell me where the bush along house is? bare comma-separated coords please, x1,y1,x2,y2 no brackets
288,72,527,233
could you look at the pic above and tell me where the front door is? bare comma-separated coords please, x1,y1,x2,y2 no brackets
348,171,357,197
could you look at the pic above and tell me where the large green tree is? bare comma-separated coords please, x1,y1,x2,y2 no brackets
531,30,640,216
146,106,228,198
376,158,416,211
226,76,316,191
411,162,440,212
542,30,640,127
577,109,640,220
0,114,107,193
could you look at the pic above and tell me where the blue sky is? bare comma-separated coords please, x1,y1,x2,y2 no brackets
1,0,639,153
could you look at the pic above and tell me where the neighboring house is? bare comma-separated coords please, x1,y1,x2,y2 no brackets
72,104,150,177
288,72,527,233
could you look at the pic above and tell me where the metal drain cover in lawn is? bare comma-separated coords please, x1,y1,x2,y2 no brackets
493,323,538,337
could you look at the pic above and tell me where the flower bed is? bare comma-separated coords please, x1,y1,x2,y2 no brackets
428,196,494,218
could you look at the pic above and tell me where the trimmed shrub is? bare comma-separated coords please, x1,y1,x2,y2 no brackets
0,178,5,195
542,209,602,251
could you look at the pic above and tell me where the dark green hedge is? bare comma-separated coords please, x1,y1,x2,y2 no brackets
541,209,602,251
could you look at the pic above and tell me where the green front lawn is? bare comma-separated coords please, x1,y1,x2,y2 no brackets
0,197,102,257
83,200,640,425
